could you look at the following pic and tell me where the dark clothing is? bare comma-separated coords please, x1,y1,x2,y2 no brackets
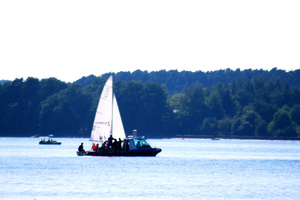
116,139,122,151
108,135,113,145
78,144,85,152
108,135,113,149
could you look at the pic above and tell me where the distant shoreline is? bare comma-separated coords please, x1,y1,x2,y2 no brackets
1,135,299,142
168,137,300,142
170,135,300,141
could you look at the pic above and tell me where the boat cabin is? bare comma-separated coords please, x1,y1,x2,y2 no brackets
123,137,151,151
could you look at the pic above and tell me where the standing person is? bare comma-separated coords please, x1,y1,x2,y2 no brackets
117,138,122,151
108,135,113,149
112,138,117,151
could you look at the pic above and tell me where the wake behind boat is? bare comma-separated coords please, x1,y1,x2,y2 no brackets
77,74,161,157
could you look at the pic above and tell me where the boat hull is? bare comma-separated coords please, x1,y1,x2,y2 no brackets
77,148,162,157
39,141,61,145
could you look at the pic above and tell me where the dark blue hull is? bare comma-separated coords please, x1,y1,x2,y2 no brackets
77,148,161,157
39,141,61,145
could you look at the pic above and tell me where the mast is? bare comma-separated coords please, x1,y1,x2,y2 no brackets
110,74,113,137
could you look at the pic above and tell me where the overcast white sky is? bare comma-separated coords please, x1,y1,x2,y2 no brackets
1,0,300,82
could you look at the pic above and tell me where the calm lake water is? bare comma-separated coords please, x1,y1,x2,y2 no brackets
0,137,299,200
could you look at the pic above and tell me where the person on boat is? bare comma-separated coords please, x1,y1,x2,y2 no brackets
116,138,122,151
103,141,108,149
108,135,113,149
124,140,129,151
78,143,86,153
92,143,97,151
112,138,118,151
137,141,142,148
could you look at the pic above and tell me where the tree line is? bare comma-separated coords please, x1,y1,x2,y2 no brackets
76,68,300,95
0,69,300,139
170,77,300,139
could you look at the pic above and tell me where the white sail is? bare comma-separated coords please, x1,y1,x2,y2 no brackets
90,75,113,141
112,94,126,140
90,75,126,142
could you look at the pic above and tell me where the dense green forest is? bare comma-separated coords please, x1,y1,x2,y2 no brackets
1,69,300,140
76,68,300,95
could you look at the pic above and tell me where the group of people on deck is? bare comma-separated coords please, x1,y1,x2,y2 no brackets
104,135,123,151
78,135,123,154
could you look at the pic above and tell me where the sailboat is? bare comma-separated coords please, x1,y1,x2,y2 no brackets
77,74,162,156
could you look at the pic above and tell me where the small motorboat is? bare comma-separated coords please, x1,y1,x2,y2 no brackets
39,139,61,145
